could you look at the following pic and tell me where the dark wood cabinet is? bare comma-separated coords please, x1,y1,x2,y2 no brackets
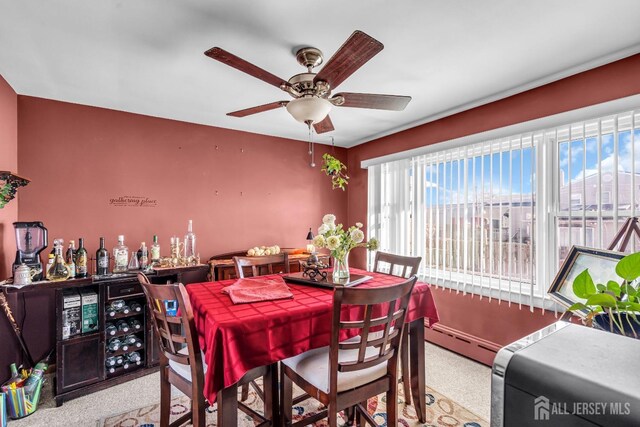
56,333,104,393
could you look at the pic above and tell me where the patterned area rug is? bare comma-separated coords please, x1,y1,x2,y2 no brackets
99,382,487,427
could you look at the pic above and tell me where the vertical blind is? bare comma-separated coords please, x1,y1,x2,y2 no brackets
368,108,640,311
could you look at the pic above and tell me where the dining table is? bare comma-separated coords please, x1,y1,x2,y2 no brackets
186,267,439,426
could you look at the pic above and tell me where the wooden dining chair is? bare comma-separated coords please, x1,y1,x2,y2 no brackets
373,251,422,278
137,273,207,427
281,276,417,427
372,252,422,405
138,273,276,426
232,254,291,401
232,253,290,278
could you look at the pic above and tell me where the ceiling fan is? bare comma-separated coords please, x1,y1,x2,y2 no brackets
204,30,411,134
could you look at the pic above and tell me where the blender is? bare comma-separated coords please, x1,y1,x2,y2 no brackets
12,221,48,281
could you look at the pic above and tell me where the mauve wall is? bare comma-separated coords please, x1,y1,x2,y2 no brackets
0,75,20,379
0,75,18,278
347,54,640,361
17,96,348,261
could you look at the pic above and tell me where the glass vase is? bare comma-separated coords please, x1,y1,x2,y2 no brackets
332,250,351,282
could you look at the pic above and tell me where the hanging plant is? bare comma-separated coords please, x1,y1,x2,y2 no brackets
321,154,349,191
0,171,30,209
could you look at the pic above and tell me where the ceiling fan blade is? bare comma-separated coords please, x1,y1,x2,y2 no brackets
205,47,290,90
313,115,335,134
314,31,384,90
227,101,288,118
333,92,411,111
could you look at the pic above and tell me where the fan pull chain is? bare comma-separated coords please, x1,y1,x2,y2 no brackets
310,126,316,168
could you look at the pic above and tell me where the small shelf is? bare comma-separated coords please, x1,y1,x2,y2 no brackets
104,327,144,340
105,345,145,358
104,310,144,321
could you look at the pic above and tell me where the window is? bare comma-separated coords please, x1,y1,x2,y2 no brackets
367,107,640,310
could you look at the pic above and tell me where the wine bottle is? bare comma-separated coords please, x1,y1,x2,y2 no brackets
105,323,117,336
121,304,131,315
128,351,142,365
116,320,130,333
75,238,88,278
96,237,110,276
114,355,124,366
66,240,76,279
139,242,148,269
130,302,142,313
113,235,129,273
150,235,161,263
130,319,142,330
107,338,121,352
184,220,196,258
123,334,137,346
105,356,117,367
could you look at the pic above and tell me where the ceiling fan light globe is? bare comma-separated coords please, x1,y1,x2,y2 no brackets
286,97,332,124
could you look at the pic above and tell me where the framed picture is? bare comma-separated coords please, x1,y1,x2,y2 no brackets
547,246,624,317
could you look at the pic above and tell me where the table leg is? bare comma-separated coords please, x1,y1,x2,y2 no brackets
216,382,238,427
264,363,280,426
409,318,426,423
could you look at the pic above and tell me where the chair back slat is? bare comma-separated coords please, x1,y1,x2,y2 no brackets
329,276,417,394
137,273,204,377
373,252,422,278
233,254,290,278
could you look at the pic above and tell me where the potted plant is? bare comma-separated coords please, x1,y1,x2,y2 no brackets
568,252,640,338
321,154,349,191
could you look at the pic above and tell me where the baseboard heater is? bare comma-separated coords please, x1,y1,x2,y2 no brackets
425,323,502,366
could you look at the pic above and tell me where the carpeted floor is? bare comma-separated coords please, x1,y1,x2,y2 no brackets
9,343,491,427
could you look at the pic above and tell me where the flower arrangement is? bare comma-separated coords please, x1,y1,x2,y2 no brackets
313,214,379,280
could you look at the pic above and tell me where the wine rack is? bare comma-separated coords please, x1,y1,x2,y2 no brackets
103,284,147,379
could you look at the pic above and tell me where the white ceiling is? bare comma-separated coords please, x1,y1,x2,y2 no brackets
1,1,640,147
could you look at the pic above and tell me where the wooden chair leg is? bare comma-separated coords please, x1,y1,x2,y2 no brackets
241,383,249,401
355,400,367,426
328,403,338,427
387,378,398,427
281,370,293,426
192,392,206,427
160,365,171,427
401,329,411,405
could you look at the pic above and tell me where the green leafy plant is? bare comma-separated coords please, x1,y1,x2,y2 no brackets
568,252,640,338
321,154,349,191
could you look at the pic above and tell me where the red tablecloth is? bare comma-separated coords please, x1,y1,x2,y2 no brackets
186,268,439,404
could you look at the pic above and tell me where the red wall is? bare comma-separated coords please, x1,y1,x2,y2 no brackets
0,75,18,278
17,97,348,262
347,54,640,361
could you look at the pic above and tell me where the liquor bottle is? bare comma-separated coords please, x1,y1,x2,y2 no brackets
138,242,148,269
130,302,142,313
113,235,129,273
150,235,161,263
96,237,110,275
46,239,71,282
130,319,142,330
127,250,139,271
116,320,130,333
23,351,53,397
184,220,196,258
121,304,131,315
66,240,76,279
128,352,142,365
75,238,88,278
46,253,55,272
107,338,121,352
105,323,117,336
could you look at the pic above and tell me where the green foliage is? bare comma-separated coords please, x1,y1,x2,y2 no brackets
321,154,349,191
568,251,640,337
